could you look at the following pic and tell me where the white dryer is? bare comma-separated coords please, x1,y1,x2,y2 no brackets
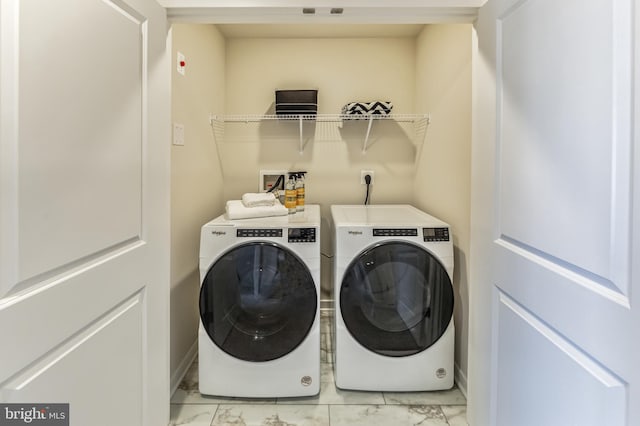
198,205,321,397
331,204,454,391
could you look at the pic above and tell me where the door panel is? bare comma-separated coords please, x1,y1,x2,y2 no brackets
2,292,145,425
471,0,638,425
0,0,169,425
496,293,626,426
17,0,145,286
0,247,145,382
497,0,632,293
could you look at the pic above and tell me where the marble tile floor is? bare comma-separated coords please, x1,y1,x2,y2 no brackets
170,311,468,426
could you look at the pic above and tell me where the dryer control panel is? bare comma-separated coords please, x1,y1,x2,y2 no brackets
373,228,418,237
237,229,283,238
423,227,450,242
288,227,316,243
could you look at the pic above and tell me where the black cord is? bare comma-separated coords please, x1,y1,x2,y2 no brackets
364,174,371,205
267,175,284,193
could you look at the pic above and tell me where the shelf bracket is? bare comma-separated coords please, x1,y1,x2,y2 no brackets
299,115,304,154
414,114,432,168
362,117,374,153
208,114,226,177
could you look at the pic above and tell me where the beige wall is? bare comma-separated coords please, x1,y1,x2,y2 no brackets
168,25,473,393
414,24,472,392
170,24,225,390
222,37,418,208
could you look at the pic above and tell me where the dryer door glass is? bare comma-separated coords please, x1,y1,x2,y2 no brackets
340,241,453,357
200,242,317,362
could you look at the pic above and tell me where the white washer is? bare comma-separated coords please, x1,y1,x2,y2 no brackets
331,204,455,391
198,205,321,397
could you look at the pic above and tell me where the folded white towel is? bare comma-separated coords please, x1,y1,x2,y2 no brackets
226,199,288,220
242,192,277,207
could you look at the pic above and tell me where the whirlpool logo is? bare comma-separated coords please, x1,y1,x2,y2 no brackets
347,230,363,236
1,404,68,425
211,231,227,236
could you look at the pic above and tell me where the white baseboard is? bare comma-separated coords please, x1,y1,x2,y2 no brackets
170,340,198,397
454,361,468,399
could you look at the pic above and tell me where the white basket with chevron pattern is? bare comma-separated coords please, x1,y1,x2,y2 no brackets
341,101,393,119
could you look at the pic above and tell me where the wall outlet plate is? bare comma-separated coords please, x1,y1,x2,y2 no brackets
360,170,374,185
173,123,184,146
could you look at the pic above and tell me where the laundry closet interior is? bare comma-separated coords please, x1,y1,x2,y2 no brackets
169,21,473,395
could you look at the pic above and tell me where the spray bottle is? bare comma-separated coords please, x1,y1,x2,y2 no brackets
284,174,297,214
294,171,306,212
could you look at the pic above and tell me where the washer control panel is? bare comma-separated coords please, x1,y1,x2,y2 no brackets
373,228,418,237
237,228,283,238
423,227,450,242
288,228,317,243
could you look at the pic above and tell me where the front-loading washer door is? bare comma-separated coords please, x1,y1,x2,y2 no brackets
200,242,317,362
340,241,453,357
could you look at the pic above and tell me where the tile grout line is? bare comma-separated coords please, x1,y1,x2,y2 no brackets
208,404,219,426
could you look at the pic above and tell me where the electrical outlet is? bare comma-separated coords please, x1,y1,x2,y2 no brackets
360,170,374,185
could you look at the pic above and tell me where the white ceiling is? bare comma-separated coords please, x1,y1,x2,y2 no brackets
216,24,426,39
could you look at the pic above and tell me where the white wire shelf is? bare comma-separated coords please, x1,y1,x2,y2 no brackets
209,113,429,123
208,113,430,155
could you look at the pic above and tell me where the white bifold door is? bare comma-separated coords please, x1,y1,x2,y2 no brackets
470,0,639,425
0,0,170,425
